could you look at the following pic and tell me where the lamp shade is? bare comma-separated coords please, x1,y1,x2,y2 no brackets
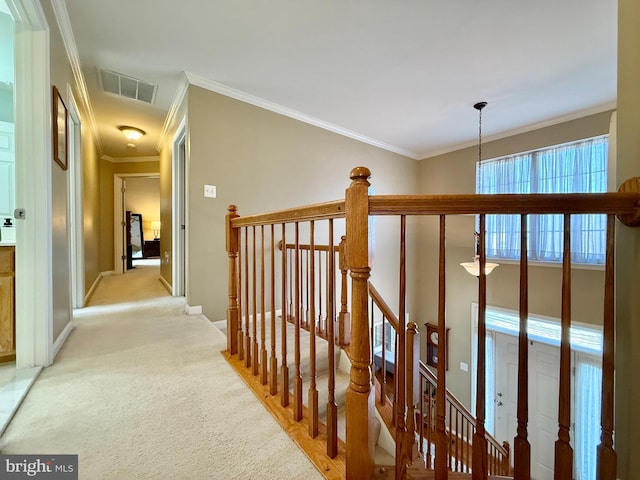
460,258,499,277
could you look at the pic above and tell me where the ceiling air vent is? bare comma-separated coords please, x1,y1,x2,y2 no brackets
98,68,157,104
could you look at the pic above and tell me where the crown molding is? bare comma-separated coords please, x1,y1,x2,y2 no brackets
156,72,189,152
50,0,103,155
418,101,617,160
183,71,421,160
100,155,160,164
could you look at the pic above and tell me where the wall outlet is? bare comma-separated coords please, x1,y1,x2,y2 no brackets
204,185,217,198
460,362,469,372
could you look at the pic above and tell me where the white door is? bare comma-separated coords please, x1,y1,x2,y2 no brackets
494,332,560,480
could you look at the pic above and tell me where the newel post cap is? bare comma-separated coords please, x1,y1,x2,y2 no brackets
349,166,371,183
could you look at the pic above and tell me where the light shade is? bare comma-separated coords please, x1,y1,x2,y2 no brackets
460,258,499,277
151,221,161,239
118,126,146,141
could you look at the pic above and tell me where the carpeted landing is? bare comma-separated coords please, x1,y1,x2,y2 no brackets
0,266,323,479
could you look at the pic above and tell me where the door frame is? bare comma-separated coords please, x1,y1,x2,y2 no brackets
66,84,84,308
171,118,186,297
10,0,52,368
113,172,160,274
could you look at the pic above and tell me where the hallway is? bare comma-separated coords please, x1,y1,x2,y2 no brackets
0,266,322,479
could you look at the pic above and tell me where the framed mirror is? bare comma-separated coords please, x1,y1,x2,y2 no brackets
126,211,144,269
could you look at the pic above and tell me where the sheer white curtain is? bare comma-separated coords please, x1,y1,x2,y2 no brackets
477,136,608,264
574,355,602,480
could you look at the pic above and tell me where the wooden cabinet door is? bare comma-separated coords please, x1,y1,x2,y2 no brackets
0,247,15,361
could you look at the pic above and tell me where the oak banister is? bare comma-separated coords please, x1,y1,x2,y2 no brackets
294,222,303,422
338,236,350,346
252,226,259,376
395,214,408,480
598,214,616,480
435,214,448,480
327,219,338,458
226,205,240,356
244,227,251,369
367,282,400,332
473,214,488,480
230,200,346,227
260,225,268,385
345,166,375,480
269,224,278,396
515,213,531,480
280,223,289,408
554,214,573,480
309,221,319,438
368,192,640,216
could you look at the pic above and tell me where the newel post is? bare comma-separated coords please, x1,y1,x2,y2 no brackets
345,166,375,480
225,205,240,355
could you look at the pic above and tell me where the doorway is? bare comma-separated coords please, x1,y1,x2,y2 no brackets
474,306,603,480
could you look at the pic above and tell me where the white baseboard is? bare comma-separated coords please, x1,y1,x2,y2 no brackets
51,321,74,362
84,270,115,305
185,304,202,315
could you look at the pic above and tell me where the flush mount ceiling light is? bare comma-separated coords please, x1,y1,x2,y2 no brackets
118,126,146,141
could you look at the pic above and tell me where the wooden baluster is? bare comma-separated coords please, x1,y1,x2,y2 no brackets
338,236,350,346
392,321,398,429
345,166,374,480
280,224,289,407
554,214,573,480
406,322,418,464
269,224,278,395
503,441,511,476
244,227,251,369
252,226,259,376
288,247,293,322
294,222,303,421
473,214,488,480
318,250,324,337
260,225,268,384
225,205,240,355
419,376,425,457
597,214,616,480
327,218,338,457
435,215,449,480
308,221,319,438
237,224,244,361
455,409,460,471
514,214,531,480
371,300,379,403
396,215,408,479
305,249,310,328
448,402,453,471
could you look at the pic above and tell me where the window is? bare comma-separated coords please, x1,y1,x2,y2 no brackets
477,135,608,264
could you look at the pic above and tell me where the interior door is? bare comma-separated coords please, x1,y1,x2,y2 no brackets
494,332,560,480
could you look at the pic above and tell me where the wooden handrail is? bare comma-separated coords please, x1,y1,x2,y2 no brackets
367,281,400,333
369,192,640,216
231,199,345,227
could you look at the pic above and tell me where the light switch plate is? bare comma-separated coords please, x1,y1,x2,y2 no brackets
204,185,216,198
460,362,469,372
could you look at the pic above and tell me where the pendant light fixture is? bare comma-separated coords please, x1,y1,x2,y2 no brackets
460,101,499,277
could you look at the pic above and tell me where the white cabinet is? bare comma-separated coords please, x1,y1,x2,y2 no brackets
0,121,15,220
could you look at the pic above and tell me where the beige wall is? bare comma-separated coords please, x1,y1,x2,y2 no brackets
125,176,160,242
615,0,640,475
186,85,418,321
416,110,614,408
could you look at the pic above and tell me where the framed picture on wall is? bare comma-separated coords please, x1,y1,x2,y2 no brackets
52,85,68,171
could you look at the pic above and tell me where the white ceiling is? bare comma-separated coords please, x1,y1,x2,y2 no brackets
62,0,617,160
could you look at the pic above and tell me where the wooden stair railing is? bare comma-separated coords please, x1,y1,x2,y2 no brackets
368,280,510,477
225,201,351,478
226,168,640,480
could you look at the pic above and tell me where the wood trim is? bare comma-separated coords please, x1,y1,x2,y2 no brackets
222,351,346,480
231,200,345,227
369,193,640,216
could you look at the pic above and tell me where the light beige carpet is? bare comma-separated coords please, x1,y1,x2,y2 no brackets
0,267,323,479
